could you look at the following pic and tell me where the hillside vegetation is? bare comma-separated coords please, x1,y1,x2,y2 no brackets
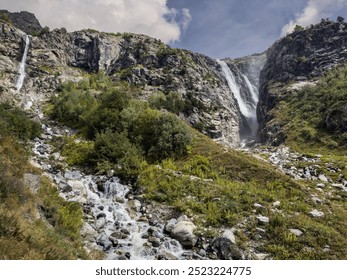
273,64,347,154
48,73,347,259
0,103,89,259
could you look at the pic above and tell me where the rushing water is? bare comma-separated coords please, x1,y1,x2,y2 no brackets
31,120,186,260
16,34,30,91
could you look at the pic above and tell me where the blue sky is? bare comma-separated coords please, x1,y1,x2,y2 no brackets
2,0,347,59
168,0,347,58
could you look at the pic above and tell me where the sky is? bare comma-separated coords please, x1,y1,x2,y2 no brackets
1,0,347,58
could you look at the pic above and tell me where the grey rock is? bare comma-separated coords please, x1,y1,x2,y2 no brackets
171,221,197,249
210,237,243,260
164,218,177,233
148,237,161,247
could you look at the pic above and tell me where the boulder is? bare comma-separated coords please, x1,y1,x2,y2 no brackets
210,237,243,260
171,221,197,249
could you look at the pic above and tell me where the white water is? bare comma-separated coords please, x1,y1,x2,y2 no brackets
217,59,253,118
217,59,260,139
242,74,259,105
16,34,30,92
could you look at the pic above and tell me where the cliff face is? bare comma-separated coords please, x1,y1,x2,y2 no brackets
0,21,246,147
258,18,347,144
0,9,42,35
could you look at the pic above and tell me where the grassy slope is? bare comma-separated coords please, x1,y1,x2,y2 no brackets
139,130,347,259
0,104,89,260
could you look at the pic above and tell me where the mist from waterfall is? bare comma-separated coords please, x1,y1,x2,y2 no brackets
16,34,30,92
217,59,259,140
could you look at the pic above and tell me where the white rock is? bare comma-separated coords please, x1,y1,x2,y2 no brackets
318,174,328,182
290,228,304,237
254,203,264,208
67,180,87,197
257,215,270,224
222,229,236,244
309,209,325,218
273,201,281,207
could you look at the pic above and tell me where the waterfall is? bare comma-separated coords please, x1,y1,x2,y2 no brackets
16,34,30,92
217,59,259,139
217,60,253,118
242,74,259,104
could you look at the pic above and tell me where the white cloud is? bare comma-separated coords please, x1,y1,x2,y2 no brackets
0,0,192,43
281,0,347,36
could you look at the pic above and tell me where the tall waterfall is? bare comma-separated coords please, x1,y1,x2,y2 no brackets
16,34,30,92
217,59,259,139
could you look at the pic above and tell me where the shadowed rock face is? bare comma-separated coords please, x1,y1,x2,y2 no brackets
0,10,42,35
258,18,347,144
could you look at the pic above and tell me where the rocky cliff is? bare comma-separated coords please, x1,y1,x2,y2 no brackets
0,18,253,147
0,9,42,35
258,18,347,144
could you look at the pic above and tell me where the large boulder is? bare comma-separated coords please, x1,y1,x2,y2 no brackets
171,221,197,249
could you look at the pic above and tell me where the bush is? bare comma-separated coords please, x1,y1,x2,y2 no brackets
130,109,192,161
0,103,41,141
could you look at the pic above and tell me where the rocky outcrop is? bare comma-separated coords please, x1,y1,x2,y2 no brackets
0,21,242,147
0,10,42,35
258,18,347,144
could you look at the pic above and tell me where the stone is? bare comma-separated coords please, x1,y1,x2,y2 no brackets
157,251,178,260
257,215,270,224
23,173,41,193
129,200,142,212
332,183,344,189
210,237,243,260
222,229,236,244
318,174,329,182
110,231,128,240
273,201,281,207
148,237,161,247
309,209,325,218
67,180,87,197
254,203,264,208
171,221,197,249
95,217,106,230
198,249,207,257
316,183,325,188
289,229,304,237
177,215,188,222
80,223,97,239
64,171,82,180
96,213,106,219
164,218,177,233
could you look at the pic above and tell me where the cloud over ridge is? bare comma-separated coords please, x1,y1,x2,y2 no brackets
281,0,347,36
0,0,191,43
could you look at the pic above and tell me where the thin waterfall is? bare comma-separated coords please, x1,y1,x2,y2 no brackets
217,59,259,140
242,74,259,104
16,34,30,92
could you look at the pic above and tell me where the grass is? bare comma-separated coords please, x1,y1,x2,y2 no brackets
0,103,89,260
138,130,347,259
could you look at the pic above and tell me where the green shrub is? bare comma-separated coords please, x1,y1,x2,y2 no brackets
0,103,41,141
